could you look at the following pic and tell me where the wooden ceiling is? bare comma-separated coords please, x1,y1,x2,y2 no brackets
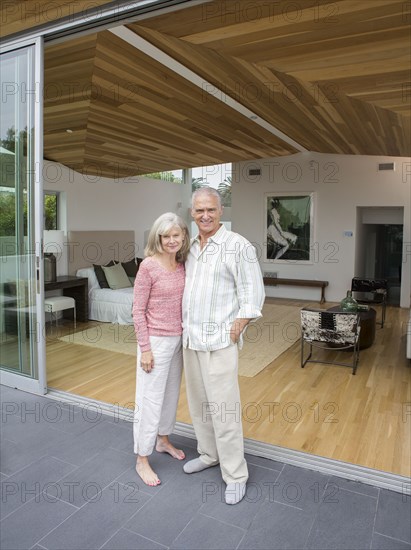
40,0,411,177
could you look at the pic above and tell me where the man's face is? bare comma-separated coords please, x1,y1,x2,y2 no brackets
191,194,223,238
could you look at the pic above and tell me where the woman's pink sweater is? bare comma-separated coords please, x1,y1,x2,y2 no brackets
132,257,185,352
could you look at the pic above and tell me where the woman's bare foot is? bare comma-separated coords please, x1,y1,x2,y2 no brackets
136,457,161,486
156,436,185,460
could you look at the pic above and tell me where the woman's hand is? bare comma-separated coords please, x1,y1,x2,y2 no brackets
141,350,154,373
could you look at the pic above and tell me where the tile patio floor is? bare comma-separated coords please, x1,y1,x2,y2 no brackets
1,385,410,550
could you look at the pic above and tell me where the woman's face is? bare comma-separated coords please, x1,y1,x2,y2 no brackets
160,226,184,255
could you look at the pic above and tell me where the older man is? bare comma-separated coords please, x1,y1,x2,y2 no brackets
182,187,265,505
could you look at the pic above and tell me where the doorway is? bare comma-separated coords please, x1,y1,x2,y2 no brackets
355,207,404,306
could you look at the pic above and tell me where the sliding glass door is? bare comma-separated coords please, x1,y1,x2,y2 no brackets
0,38,46,393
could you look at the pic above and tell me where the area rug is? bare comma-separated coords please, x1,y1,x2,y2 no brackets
57,304,301,378
238,303,300,377
58,324,137,356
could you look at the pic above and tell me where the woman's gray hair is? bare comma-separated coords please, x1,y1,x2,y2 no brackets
192,187,222,208
144,212,190,263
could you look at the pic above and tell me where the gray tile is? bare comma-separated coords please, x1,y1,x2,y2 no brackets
239,500,314,549
0,401,22,425
1,395,100,435
0,384,19,400
273,464,330,513
125,470,209,546
306,487,377,549
0,436,62,477
41,403,108,435
168,433,198,450
117,446,198,495
102,528,167,550
2,386,409,550
199,463,281,529
0,455,76,519
104,408,135,428
45,447,132,507
375,489,411,544
372,533,411,549
246,454,284,471
328,475,379,498
45,420,133,466
0,386,45,407
171,513,245,549
1,412,70,453
1,496,75,550
40,483,150,549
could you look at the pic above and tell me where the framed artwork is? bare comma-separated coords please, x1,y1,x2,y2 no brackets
265,192,314,262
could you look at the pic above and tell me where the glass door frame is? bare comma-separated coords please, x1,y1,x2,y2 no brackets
0,36,46,394
0,1,202,397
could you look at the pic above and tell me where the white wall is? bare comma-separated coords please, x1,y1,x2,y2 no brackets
43,154,411,308
232,152,411,308
43,160,186,259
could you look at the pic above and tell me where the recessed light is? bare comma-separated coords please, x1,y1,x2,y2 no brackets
66,129,73,133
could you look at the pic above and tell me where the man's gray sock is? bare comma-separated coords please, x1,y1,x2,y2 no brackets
183,458,218,474
225,482,247,505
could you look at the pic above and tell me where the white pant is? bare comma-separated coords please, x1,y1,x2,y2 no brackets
183,344,248,484
133,335,183,456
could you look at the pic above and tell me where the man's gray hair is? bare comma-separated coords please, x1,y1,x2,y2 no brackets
191,186,222,208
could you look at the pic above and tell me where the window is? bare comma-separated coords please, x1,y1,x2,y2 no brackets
142,170,183,183
44,192,58,230
191,163,232,206
190,163,232,235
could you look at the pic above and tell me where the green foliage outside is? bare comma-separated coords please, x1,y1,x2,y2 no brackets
217,176,232,207
143,171,183,183
0,191,57,236
0,191,19,236
1,126,57,236
1,126,28,155
192,176,232,207
44,194,57,230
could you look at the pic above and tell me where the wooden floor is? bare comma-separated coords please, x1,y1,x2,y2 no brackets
44,300,411,477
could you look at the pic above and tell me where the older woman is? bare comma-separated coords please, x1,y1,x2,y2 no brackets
132,212,190,486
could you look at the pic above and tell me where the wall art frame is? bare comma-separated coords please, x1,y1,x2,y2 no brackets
265,192,315,263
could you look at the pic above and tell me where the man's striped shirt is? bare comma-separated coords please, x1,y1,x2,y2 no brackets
182,224,265,351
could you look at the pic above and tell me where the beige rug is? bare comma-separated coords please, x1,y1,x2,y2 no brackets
239,303,300,377
58,304,300,377
58,324,138,356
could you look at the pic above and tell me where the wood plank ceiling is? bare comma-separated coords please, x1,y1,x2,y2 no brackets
41,0,411,178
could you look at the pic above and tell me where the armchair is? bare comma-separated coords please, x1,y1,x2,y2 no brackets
351,277,387,328
300,308,360,374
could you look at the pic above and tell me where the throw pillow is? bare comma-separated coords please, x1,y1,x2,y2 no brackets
102,262,132,290
122,258,139,278
93,261,114,288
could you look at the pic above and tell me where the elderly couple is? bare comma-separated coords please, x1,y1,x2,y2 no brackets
132,187,265,505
